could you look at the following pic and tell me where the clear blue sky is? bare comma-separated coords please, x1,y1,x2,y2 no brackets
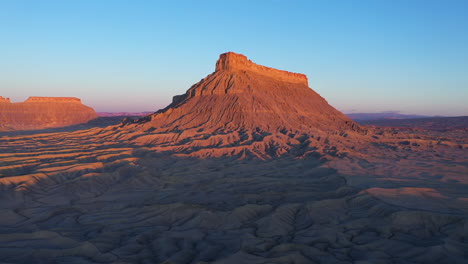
1,0,467,115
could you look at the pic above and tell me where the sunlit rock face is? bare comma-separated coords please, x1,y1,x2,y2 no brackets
0,96,98,131
0,96,11,103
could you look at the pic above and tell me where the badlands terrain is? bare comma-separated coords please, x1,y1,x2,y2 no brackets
0,53,467,264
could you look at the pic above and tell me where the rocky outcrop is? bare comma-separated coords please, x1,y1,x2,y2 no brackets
0,97,98,131
0,96,10,103
25,96,82,103
215,52,308,84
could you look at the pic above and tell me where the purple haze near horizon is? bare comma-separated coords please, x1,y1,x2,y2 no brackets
0,0,467,116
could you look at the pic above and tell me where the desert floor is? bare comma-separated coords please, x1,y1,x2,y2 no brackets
0,123,467,264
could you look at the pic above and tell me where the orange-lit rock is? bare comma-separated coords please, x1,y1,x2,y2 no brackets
24,96,82,103
0,96,10,103
0,96,98,131
215,52,308,84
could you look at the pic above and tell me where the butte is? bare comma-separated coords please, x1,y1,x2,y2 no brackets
0,96,98,131
117,52,364,158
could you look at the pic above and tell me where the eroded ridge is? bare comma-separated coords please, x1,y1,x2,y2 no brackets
25,96,82,103
0,96,10,103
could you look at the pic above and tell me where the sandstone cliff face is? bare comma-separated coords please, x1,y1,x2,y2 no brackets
0,96,10,103
0,97,98,131
215,52,308,84
120,52,362,158
25,97,82,103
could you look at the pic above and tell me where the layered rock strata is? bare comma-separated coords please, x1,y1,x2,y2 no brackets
0,96,98,131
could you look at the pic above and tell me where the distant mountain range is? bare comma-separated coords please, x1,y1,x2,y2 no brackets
345,112,434,120
357,116,468,131
97,111,153,117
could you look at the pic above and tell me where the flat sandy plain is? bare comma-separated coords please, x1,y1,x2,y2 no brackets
0,118,467,264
